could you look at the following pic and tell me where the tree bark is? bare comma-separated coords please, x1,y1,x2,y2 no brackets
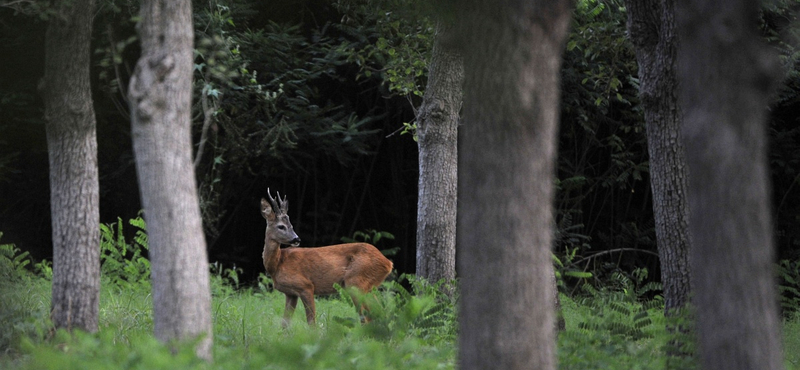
676,0,784,369
625,0,692,316
129,0,213,360
454,1,572,369
41,0,100,333
415,21,463,287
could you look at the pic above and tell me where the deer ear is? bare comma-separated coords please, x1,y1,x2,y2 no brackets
260,198,274,220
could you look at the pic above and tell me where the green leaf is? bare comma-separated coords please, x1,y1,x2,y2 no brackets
565,271,593,279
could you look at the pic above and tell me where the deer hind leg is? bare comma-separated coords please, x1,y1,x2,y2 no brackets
298,291,316,327
344,276,380,323
283,295,298,329
348,293,371,324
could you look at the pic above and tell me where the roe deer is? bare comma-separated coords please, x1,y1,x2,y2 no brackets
260,189,393,328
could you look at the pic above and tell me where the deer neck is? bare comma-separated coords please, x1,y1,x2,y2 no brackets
262,238,282,276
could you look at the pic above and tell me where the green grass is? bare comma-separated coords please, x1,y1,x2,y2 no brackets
786,315,800,369
1,269,799,369
0,273,458,370
5,221,799,368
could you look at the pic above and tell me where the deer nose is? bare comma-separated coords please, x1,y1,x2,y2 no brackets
290,237,301,246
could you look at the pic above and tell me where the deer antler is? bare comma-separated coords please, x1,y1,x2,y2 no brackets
258,190,393,328
277,191,289,213
266,188,281,214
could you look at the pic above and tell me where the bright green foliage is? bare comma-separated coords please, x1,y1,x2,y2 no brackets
559,269,697,370
0,235,53,353
785,316,800,369
332,275,457,344
559,299,696,370
399,121,418,141
98,283,153,343
210,261,244,291
1,239,800,369
0,272,50,358
18,330,208,370
574,269,664,342
2,266,457,369
0,233,32,281
99,215,150,288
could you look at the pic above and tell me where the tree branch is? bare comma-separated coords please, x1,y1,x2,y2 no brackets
193,89,217,168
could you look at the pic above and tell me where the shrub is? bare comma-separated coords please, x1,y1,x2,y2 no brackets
0,233,32,282
0,235,50,356
99,216,150,288
333,275,457,345
558,268,697,369
778,259,800,318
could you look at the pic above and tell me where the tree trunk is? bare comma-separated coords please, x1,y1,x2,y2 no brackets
625,0,692,316
129,0,213,360
41,0,100,333
676,0,784,369
415,21,463,287
454,1,572,369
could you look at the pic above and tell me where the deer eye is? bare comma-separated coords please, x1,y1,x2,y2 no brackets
277,225,286,231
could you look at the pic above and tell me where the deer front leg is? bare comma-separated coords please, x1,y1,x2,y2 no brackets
283,294,298,329
298,291,316,326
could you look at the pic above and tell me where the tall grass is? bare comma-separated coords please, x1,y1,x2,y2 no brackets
1,224,799,369
786,314,800,369
1,272,457,370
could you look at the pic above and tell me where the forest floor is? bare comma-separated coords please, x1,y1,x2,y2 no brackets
1,268,799,369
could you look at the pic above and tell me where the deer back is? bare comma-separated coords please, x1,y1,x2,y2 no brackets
276,243,393,295
260,189,392,297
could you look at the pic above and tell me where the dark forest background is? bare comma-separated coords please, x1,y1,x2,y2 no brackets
2,0,799,286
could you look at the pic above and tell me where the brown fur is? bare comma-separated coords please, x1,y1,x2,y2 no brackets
260,192,392,327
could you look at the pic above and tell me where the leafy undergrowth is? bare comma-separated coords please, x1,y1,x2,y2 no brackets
2,228,800,369
786,314,800,370
2,275,457,370
3,273,800,369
